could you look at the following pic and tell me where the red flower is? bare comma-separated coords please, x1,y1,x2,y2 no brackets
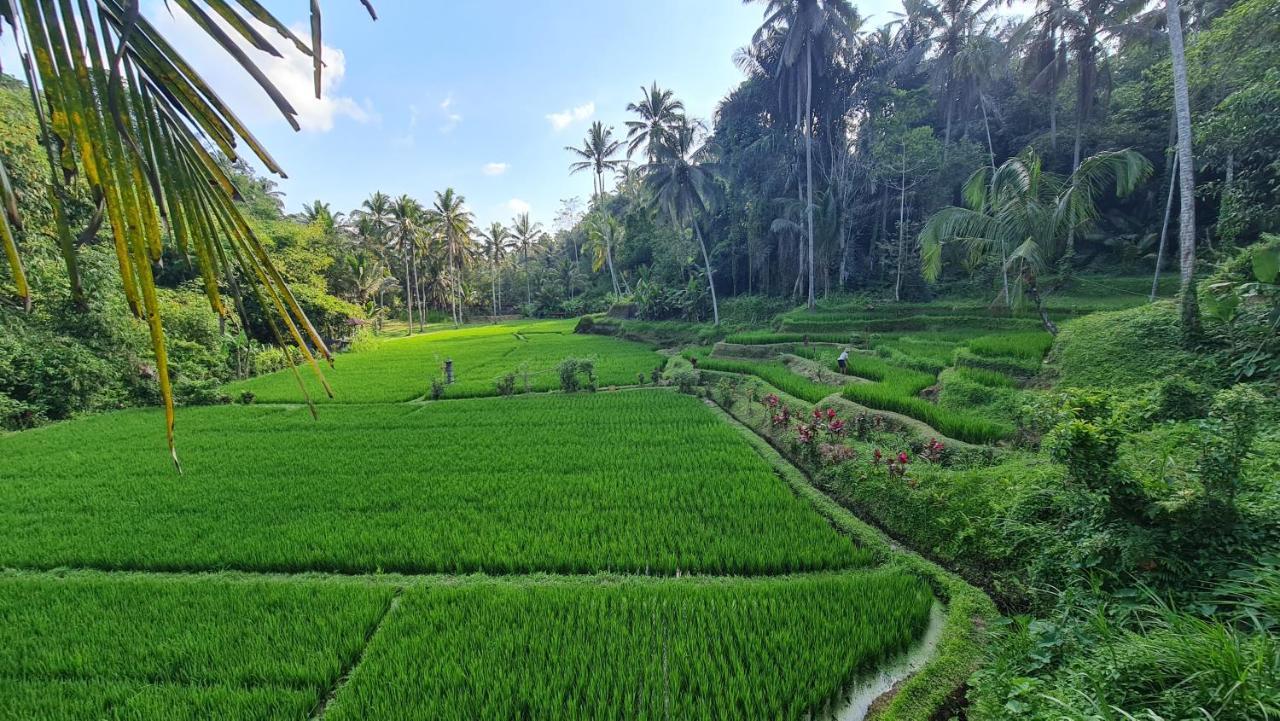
873,449,882,462
827,408,837,420
898,452,910,464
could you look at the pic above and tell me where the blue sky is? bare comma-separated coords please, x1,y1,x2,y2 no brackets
3,1,912,228
151,0,909,229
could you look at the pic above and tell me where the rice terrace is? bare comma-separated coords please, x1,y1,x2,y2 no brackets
2,1,1278,720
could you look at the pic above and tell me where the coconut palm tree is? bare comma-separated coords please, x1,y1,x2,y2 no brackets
300,200,340,232
566,122,626,205
428,189,474,326
624,83,686,162
746,0,862,311
919,147,1151,333
389,195,426,331
645,119,721,325
0,1,376,460
510,213,544,307
476,222,515,317
1023,0,1145,173
585,213,625,296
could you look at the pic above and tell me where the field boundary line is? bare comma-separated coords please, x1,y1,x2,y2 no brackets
308,587,403,720
0,566,881,586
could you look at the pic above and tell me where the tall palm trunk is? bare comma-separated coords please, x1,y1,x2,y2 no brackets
1166,0,1199,339
894,151,907,302
491,258,499,319
1152,150,1178,301
447,233,459,327
981,98,1010,307
804,44,817,311
606,242,620,296
693,222,719,325
402,239,414,332
524,248,532,306
1065,41,1095,268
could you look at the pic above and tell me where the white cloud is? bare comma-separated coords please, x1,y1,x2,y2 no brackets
482,162,509,176
436,94,462,132
545,101,595,131
505,198,532,215
147,3,371,133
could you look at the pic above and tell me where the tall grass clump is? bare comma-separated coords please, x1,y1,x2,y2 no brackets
723,331,854,345
965,331,1054,362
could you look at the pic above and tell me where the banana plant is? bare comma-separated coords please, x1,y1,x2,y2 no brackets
0,0,375,467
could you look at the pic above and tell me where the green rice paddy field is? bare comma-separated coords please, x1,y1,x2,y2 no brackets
229,320,662,403
0,320,954,719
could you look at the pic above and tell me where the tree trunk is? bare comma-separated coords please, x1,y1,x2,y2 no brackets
447,234,459,326
402,240,414,333
982,99,1010,307
491,259,499,319
894,152,907,302
1024,270,1059,335
1167,0,1199,339
804,44,817,311
694,222,719,325
606,240,620,296
943,95,954,158
1152,150,1178,301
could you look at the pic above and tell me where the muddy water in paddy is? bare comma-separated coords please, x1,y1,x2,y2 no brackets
809,602,946,721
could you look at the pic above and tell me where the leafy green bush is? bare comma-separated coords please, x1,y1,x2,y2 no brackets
1150,375,1211,421
557,357,596,392
669,366,700,394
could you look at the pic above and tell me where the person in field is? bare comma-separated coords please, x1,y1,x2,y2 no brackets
837,348,849,375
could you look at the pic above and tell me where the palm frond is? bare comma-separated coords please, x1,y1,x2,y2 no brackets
0,0,376,465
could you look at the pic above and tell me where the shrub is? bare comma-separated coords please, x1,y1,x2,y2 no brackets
496,373,516,397
429,378,446,401
1196,384,1268,519
1151,375,1211,421
174,379,230,406
557,358,597,392
670,367,699,394
714,377,739,408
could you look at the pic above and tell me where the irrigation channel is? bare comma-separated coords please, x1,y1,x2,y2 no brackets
811,602,946,721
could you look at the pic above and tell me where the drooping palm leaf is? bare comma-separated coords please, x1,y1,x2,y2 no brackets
0,0,376,467
918,146,1149,319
